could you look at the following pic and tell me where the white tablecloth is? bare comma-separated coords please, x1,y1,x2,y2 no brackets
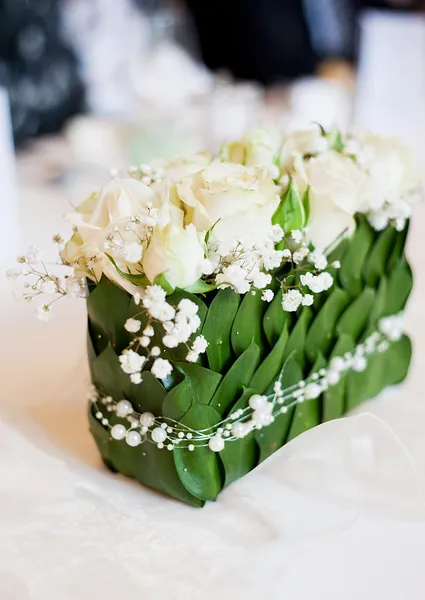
1,175,425,600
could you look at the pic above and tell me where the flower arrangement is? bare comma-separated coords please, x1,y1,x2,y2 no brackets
8,126,420,506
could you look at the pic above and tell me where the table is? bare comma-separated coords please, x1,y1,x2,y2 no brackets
1,148,425,600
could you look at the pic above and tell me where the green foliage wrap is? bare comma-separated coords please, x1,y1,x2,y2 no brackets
87,218,413,506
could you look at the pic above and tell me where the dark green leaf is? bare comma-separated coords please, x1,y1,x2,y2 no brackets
219,388,259,486
87,275,131,352
387,223,409,272
91,344,125,399
210,341,261,416
263,288,292,346
254,357,302,462
305,287,350,364
337,287,375,342
283,306,313,371
338,216,375,297
287,353,325,441
346,335,412,411
383,260,413,316
322,333,354,422
231,290,267,357
249,323,289,394
362,226,397,288
162,362,222,421
174,404,223,501
123,371,166,415
202,289,241,373
365,277,387,336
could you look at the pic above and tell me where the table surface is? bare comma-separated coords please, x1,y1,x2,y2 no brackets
1,145,425,600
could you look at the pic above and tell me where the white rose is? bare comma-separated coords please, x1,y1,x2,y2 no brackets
280,127,329,171
295,152,371,250
142,223,205,289
348,132,421,210
177,161,280,247
222,128,282,171
63,177,184,292
161,153,212,183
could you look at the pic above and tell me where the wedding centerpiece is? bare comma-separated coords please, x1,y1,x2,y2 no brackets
8,126,420,506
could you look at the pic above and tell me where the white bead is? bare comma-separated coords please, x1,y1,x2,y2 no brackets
353,355,367,372
116,400,133,417
298,380,306,388
157,442,164,449
280,406,288,414
223,431,230,437
111,424,127,440
304,383,322,399
186,432,193,440
161,422,168,429
96,411,102,419
249,394,267,410
167,427,173,434
378,341,390,353
209,435,225,452
152,427,167,443
231,422,246,438
139,412,155,428
311,373,319,381
126,431,142,447
188,444,195,451
326,370,341,385
330,356,345,372
178,432,185,438
141,426,148,434
167,444,174,451
101,418,109,426
319,368,327,376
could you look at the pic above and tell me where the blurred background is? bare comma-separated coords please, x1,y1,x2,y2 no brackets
1,0,425,258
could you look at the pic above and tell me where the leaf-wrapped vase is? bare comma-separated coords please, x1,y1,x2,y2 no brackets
88,216,413,506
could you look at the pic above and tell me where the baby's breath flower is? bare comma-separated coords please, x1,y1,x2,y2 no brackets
151,358,172,380
261,289,274,302
281,290,303,312
124,318,141,333
291,230,303,243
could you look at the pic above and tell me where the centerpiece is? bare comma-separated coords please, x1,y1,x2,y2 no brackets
8,126,420,506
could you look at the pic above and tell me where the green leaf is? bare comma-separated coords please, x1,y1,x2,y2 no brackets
305,287,350,364
302,186,311,224
122,371,166,415
87,275,131,353
383,260,413,316
105,254,149,286
91,344,125,399
202,288,241,373
339,216,375,297
174,404,223,501
254,357,302,462
322,333,354,422
184,280,217,294
387,223,409,272
153,272,175,295
362,226,397,288
337,287,375,342
219,388,259,486
365,277,387,336
249,323,289,394
287,353,325,441
134,441,204,507
210,341,261,416
263,288,292,346
346,335,412,411
162,362,222,421
88,403,112,468
272,182,306,234
231,290,267,357
327,127,344,152
283,307,313,371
